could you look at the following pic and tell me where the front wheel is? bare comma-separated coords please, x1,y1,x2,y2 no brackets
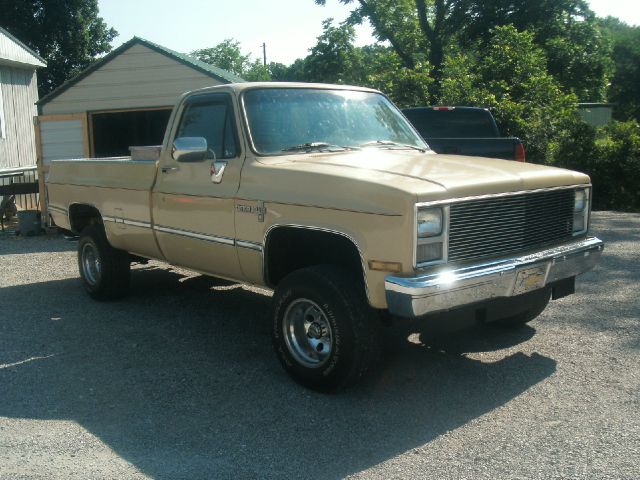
272,265,380,392
78,225,131,300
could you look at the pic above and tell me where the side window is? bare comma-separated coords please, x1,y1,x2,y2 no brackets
176,94,238,159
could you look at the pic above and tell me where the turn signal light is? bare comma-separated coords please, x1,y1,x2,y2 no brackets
368,260,403,273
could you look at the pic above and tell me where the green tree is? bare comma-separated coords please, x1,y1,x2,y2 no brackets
543,20,612,101
192,39,272,81
315,0,453,96
550,119,640,211
191,39,252,78
439,26,579,163
601,17,640,121
360,45,432,107
0,0,117,95
315,0,610,100
303,19,364,84
267,62,292,81
244,60,271,81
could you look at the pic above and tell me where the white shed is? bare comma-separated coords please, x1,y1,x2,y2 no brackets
36,37,244,161
0,26,45,170
35,36,244,217
0,26,46,214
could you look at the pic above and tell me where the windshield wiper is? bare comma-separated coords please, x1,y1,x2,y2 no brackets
282,142,360,153
359,140,427,152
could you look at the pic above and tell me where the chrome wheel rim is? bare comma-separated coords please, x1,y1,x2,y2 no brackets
81,243,101,286
283,298,333,368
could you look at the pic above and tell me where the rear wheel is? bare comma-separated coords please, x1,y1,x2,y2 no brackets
272,265,380,392
78,225,131,300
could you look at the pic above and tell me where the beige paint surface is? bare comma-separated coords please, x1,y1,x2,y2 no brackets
47,83,592,309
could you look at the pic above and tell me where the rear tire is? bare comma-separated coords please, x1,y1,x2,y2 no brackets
78,225,131,300
495,288,551,327
272,265,380,392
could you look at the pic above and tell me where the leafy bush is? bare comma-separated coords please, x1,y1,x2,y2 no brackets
438,26,579,164
549,120,640,211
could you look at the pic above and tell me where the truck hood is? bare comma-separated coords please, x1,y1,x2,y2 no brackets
282,149,590,202
245,149,590,216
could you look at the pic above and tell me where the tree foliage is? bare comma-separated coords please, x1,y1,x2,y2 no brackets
0,0,117,95
303,19,363,84
550,119,640,211
601,17,640,122
315,0,611,101
191,39,270,81
439,26,579,163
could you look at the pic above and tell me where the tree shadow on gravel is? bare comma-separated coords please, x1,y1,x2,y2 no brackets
0,267,556,479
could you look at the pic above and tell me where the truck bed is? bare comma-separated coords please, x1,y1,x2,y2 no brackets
425,137,524,161
47,157,158,256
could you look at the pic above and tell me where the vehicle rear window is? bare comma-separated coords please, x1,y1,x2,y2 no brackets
403,109,498,138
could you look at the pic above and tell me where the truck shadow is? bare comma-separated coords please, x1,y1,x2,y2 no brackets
0,267,556,479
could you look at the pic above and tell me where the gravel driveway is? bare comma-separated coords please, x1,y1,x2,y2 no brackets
0,211,638,480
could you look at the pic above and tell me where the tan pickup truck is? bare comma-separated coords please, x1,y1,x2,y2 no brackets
47,82,604,391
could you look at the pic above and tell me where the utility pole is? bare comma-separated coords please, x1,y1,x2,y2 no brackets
262,43,267,66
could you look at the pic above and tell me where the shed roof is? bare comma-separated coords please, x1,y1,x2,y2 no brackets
38,36,245,106
0,26,47,68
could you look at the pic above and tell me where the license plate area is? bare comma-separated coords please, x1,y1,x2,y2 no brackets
513,265,549,295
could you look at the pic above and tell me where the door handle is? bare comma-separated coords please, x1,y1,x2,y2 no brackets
210,161,227,184
161,166,179,173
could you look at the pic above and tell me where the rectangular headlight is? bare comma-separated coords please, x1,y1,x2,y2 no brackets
574,189,587,212
417,207,443,238
416,205,447,266
573,188,590,235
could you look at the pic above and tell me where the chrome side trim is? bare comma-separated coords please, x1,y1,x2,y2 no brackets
386,237,604,318
51,158,154,165
154,225,235,246
236,240,264,252
122,219,152,228
98,216,262,250
416,184,591,208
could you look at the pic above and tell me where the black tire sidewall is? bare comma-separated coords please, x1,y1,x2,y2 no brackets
272,268,365,391
77,225,130,300
77,233,103,295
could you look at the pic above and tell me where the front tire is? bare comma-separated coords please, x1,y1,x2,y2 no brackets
272,265,380,392
78,225,131,300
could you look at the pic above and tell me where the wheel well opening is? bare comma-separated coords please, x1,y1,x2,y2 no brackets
265,227,364,288
68,204,103,234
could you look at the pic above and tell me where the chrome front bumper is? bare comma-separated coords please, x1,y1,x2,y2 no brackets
385,237,604,318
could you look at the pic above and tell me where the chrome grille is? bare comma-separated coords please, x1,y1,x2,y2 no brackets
448,189,575,262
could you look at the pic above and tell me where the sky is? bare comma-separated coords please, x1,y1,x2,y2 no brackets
98,0,640,67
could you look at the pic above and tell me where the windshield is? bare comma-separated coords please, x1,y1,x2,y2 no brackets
242,88,428,155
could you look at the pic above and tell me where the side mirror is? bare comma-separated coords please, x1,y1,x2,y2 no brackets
172,137,208,162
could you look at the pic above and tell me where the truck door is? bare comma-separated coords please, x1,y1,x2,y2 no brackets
151,92,244,280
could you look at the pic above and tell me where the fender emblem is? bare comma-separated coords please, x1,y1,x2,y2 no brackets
236,201,266,222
